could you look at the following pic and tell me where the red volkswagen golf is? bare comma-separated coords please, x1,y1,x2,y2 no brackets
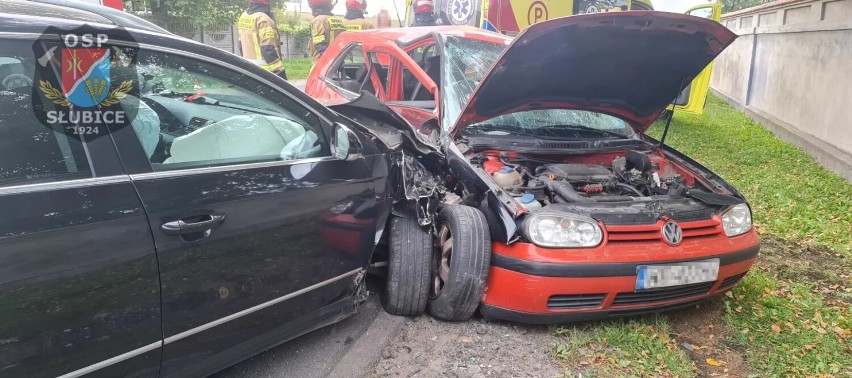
306,13,760,324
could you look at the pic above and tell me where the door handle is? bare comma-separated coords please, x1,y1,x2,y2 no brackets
161,214,226,235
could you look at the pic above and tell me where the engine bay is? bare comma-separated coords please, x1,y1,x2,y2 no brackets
468,149,728,223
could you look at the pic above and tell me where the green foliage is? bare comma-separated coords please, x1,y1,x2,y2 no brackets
275,10,311,49
718,0,773,13
552,317,693,377
132,0,287,27
282,58,313,80
724,271,851,376
132,0,245,26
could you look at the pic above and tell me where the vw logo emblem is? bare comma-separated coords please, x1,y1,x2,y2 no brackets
662,221,683,246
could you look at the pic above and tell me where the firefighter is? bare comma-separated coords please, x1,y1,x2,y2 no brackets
237,0,287,79
342,0,375,30
309,0,346,62
413,0,437,26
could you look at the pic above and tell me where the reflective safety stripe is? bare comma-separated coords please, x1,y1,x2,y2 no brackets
238,15,254,30
328,17,346,40
312,34,326,44
345,24,363,30
262,60,285,72
258,26,276,40
253,33,262,60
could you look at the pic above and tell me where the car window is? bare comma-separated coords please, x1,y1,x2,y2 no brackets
132,50,330,171
0,39,92,188
368,51,390,96
327,44,374,94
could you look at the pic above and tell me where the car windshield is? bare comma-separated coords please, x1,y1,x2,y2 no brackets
441,36,505,130
441,36,635,139
467,109,636,139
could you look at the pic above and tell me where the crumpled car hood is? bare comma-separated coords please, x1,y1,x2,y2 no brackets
450,11,737,137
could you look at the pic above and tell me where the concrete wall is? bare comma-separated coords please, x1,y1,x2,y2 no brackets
711,0,852,180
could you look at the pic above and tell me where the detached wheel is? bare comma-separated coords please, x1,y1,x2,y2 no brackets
428,205,491,321
382,214,432,316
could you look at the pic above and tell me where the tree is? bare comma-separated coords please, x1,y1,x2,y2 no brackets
718,0,773,13
129,0,286,27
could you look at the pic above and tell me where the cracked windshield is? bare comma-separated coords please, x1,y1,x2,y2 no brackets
442,36,634,139
2,0,850,377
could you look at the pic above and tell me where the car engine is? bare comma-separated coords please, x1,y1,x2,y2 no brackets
469,149,719,222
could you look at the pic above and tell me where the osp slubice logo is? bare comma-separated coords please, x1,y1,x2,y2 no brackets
38,32,133,134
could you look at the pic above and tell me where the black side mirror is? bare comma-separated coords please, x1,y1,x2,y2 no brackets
332,123,363,161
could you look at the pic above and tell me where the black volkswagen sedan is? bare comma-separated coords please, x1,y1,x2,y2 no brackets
0,1,441,376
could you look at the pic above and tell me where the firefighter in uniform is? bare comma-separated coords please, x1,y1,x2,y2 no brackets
237,0,287,79
309,0,346,62
342,0,375,30
413,0,437,26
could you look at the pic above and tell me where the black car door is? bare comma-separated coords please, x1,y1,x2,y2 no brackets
0,37,161,377
113,47,386,376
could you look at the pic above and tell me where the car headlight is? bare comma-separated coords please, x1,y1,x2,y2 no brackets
525,213,603,248
329,200,355,215
721,203,752,237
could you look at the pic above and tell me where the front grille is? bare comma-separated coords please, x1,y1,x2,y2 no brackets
612,282,714,306
719,272,748,289
548,294,606,310
605,218,724,243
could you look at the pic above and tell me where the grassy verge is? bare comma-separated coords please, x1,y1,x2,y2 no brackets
283,58,312,80
553,317,693,377
552,94,851,376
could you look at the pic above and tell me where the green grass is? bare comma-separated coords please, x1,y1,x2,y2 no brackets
553,317,693,377
647,96,852,254
283,58,312,80
643,94,852,376
724,270,851,376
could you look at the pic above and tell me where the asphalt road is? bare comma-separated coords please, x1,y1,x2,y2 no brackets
213,279,401,378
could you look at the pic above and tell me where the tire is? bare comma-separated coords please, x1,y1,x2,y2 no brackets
427,205,491,321
381,214,432,316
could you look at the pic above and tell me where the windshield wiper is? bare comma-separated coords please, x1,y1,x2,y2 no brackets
534,124,629,139
464,124,538,137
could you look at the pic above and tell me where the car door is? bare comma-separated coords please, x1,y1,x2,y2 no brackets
672,2,724,115
0,37,161,377
113,47,384,377
311,43,371,101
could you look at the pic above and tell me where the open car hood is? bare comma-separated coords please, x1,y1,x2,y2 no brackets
450,12,737,137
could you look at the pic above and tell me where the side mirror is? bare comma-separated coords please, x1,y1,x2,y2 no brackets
332,123,363,161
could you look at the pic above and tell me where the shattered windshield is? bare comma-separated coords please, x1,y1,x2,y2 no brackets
441,36,505,130
467,109,636,139
441,36,635,140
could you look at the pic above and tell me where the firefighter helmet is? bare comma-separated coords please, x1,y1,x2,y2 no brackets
309,0,334,9
346,0,367,11
415,0,434,13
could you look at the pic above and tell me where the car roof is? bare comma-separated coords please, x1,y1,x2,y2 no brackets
0,0,170,34
29,0,171,34
342,25,512,48
0,0,115,27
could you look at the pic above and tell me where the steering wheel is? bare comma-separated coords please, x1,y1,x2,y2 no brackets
2,74,32,91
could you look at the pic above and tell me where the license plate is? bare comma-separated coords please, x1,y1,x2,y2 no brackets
635,259,720,290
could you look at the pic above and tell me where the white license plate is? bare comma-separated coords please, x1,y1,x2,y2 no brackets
635,259,720,290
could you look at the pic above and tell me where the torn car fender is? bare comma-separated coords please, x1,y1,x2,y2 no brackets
445,143,519,244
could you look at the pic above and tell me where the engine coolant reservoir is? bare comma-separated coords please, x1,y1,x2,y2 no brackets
493,166,523,188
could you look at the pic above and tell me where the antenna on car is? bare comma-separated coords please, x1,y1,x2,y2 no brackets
657,78,686,149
